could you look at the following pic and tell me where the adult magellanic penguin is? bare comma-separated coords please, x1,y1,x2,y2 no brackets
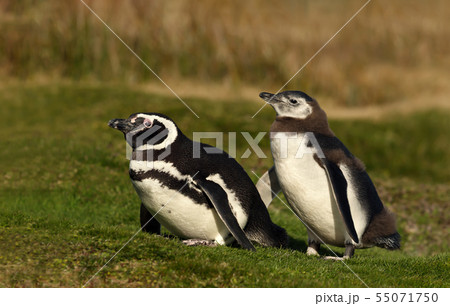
108,113,287,251
256,91,400,259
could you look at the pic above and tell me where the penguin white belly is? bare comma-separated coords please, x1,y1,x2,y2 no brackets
130,161,248,245
272,133,348,245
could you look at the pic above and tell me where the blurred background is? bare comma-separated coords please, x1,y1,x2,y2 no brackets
0,0,449,287
1,0,449,109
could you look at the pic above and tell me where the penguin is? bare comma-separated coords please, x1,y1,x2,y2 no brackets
256,91,400,259
108,112,288,251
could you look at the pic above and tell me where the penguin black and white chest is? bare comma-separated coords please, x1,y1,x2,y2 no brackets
108,113,287,250
256,91,400,259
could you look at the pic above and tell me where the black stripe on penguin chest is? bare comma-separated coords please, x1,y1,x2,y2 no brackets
129,169,212,208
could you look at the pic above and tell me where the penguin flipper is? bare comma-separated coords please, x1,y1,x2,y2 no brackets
195,178,256,251
318,158,359,244
256,166,281,208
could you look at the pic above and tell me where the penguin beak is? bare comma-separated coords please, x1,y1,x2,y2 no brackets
259,92,279,104
108,118,134,134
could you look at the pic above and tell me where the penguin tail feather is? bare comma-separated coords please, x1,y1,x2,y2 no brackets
245,221,289,248
362,207,401,250
374,232,401,250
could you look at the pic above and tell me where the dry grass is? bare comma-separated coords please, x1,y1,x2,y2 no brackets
0,0,449,106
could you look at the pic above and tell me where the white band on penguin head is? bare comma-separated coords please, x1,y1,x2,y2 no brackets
134,114,178,151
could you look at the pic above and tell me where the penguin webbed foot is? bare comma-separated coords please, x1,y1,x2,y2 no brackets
182,239,218,247
323,244,355,260
323,256,346,261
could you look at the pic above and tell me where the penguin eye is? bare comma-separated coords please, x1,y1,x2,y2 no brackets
143,119,152,127
289,99,298,104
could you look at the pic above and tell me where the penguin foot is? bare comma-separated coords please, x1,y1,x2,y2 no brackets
306,246,320,256
323,256,350,261
323,245,355,260
182,239,218,247
306,241,321,256
344,244,355,258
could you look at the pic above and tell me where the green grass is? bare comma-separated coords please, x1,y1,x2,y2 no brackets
0,83,448,287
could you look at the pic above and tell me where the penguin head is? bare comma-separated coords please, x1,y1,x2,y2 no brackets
259,90,318,119
260,90,334,136
108,113,179,150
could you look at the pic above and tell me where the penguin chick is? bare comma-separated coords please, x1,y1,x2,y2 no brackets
256,91,400,259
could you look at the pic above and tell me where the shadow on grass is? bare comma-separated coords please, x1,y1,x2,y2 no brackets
287,235,344,257
147,231,316,254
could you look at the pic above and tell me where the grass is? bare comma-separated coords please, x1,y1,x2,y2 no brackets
0,83,448,287
1,0,450,105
